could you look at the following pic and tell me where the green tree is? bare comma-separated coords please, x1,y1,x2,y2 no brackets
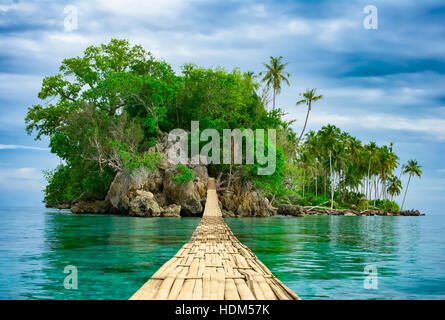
172,164,195,184
25,39,181,204
295,88,323,145
260,56,290,110
386,174,402,201
400,160,422,211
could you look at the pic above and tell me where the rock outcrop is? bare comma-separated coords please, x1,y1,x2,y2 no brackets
105,172,132,212
47,203,71,209
71,200,111,214
161,204,181,217
277,204,305,217
101,133,208,217
275,206,425,217
218,182,276,217
163,166,206,216
129,190,162,217
400,209,421,216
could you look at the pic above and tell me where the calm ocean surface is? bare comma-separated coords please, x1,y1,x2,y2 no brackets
0,207,444,300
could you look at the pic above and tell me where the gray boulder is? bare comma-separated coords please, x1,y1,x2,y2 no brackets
163,166,207,216
129,190,161,217
161,204,182,217
218,185,276,217
277,204,306,217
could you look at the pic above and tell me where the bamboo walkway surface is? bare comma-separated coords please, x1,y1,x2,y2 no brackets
130,178,300,300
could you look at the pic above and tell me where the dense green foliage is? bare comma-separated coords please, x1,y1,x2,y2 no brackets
111,141,162,173
374,199,400,212
26,39,419,211
171,164,195,184
42,164,114,205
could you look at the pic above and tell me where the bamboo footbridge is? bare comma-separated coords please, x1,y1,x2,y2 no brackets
130,178,300,300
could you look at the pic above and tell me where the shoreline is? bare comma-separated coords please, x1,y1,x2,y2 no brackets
47,203,425,217
276,204,424,217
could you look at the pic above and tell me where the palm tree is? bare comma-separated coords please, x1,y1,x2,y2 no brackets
379,146,399,200
386,175,402,201
296,88,323,145
316,125,342,209
260,56,290,110
400,160,422,211
364,142,378,202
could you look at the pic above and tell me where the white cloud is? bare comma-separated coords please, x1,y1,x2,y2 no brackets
0,167,41,180
0,167,45,191
288,19,311,35
303,111,445,141
0,144,48,151
0,73,42,97
317,18,357,44
94,0,186,21
323,87,385,103
0,1,36,13
251,5,267,18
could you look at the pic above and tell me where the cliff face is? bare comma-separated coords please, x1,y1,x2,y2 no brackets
102,163,208,217
218,182,276,217
70,133,276,217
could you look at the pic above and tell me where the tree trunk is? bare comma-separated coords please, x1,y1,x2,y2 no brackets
329,151,334,210
374,178,377,207
272,88,276,110
297,102,311,145
401,174,411,211
324,173,327,195
367,158,371,199
315,177,318,197
382,179,386,200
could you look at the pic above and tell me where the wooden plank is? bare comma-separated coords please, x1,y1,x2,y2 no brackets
266,278,291,300
210,267,218,300
254,274,277,300
216,267,225,300
202,267,211,300
154,267,181,299
177,258,199,300
224,278,240,300
167,267,188,299
243,271,265,300
234,277,255,300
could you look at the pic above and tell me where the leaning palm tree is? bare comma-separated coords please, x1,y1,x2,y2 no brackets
260,56,290,110
400,160,422,211
386,174,402,201
296,88,323,145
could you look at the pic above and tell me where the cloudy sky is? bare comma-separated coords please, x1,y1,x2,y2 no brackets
0,0,444,213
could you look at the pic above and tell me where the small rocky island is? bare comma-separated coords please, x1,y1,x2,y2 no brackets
29,40,424,218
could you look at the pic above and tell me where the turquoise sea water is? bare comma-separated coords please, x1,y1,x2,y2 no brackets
0,207,444,300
